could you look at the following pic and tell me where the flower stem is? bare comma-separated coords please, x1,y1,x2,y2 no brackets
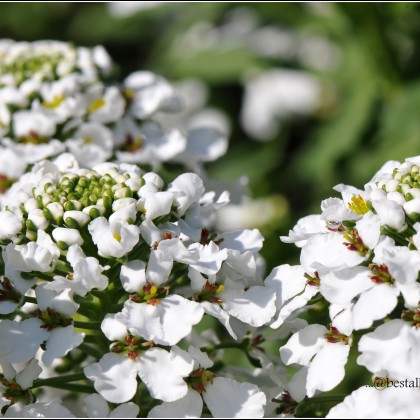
73,320,101,329
32,372,86,388
79,343,103,359
23,296,37,304
201,341,246,353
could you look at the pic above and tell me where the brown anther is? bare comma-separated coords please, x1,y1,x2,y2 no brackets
162,232,172,240
127,351,139,360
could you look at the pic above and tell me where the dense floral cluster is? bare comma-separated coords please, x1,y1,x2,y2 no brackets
0,40,227,199
270,156,420,417
0,155,278,417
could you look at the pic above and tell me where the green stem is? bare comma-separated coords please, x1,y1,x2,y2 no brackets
73,320,101,329
201,341,245,353
23,296,37,304
39,383,95,393
32,372,86,388
79,343,103,359
305,395,347,404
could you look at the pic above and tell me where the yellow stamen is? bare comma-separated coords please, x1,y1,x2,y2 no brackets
348,195,369,214
43,94,65,109
113,233,121,242
88,97,106,113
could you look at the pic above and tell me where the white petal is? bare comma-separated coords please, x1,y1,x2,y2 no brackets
84,394,110,418
147,250,173,286
320,267,373,305
187,345,214,369
110,402,140,418
372,199,406,231
15,359,42,389
288,366,308,403
352,284,398,330
101,313,128,341
137,347,194,402
301,232,366,274
270,285,318,329
217,229,264,253
116,300,161,342
326,386,381,418
120,260,147,293
306,343,349,397
84,353,139,403
188,242,228,275
168,173,204,216
148,388,203,418
0,319,49,364
265,264,308,307
203,377,266,418
280,324,328,366
355,212,381,250
156,295,204,345
221,286,276,327
144,192,173,220
36,283,79,317
5,400,75,418
42,325,85,367
200,301,237,339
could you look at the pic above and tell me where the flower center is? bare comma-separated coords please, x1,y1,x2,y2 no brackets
185,368,214,394
110,334,153,360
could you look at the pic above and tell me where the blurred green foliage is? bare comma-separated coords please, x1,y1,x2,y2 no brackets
3,0,420,281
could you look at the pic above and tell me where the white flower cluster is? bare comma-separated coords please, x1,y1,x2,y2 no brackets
0,40,227,198
269,156,420,417
0,155,276,417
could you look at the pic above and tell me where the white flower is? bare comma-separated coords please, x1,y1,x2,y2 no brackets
172,127,228,170
0,147,27,180
124,71,181,119
5,230,60,272
2,137,65,164
85,347,193,404
137,347,194,402
0,211,22,241
280,324,350,398
84,353,139,404
357,319,420,381
327,386,420,418
187,241,228,275
86,85,125,124
65,122,113,168
148,346,267,418
13,110,56,139
265,264,319,329
115,120,187,168
241,69,320,140
116,294,204,346
88,217,140,258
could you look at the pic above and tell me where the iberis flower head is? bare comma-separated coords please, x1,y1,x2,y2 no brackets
272,155,420,417
0,154,275,417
